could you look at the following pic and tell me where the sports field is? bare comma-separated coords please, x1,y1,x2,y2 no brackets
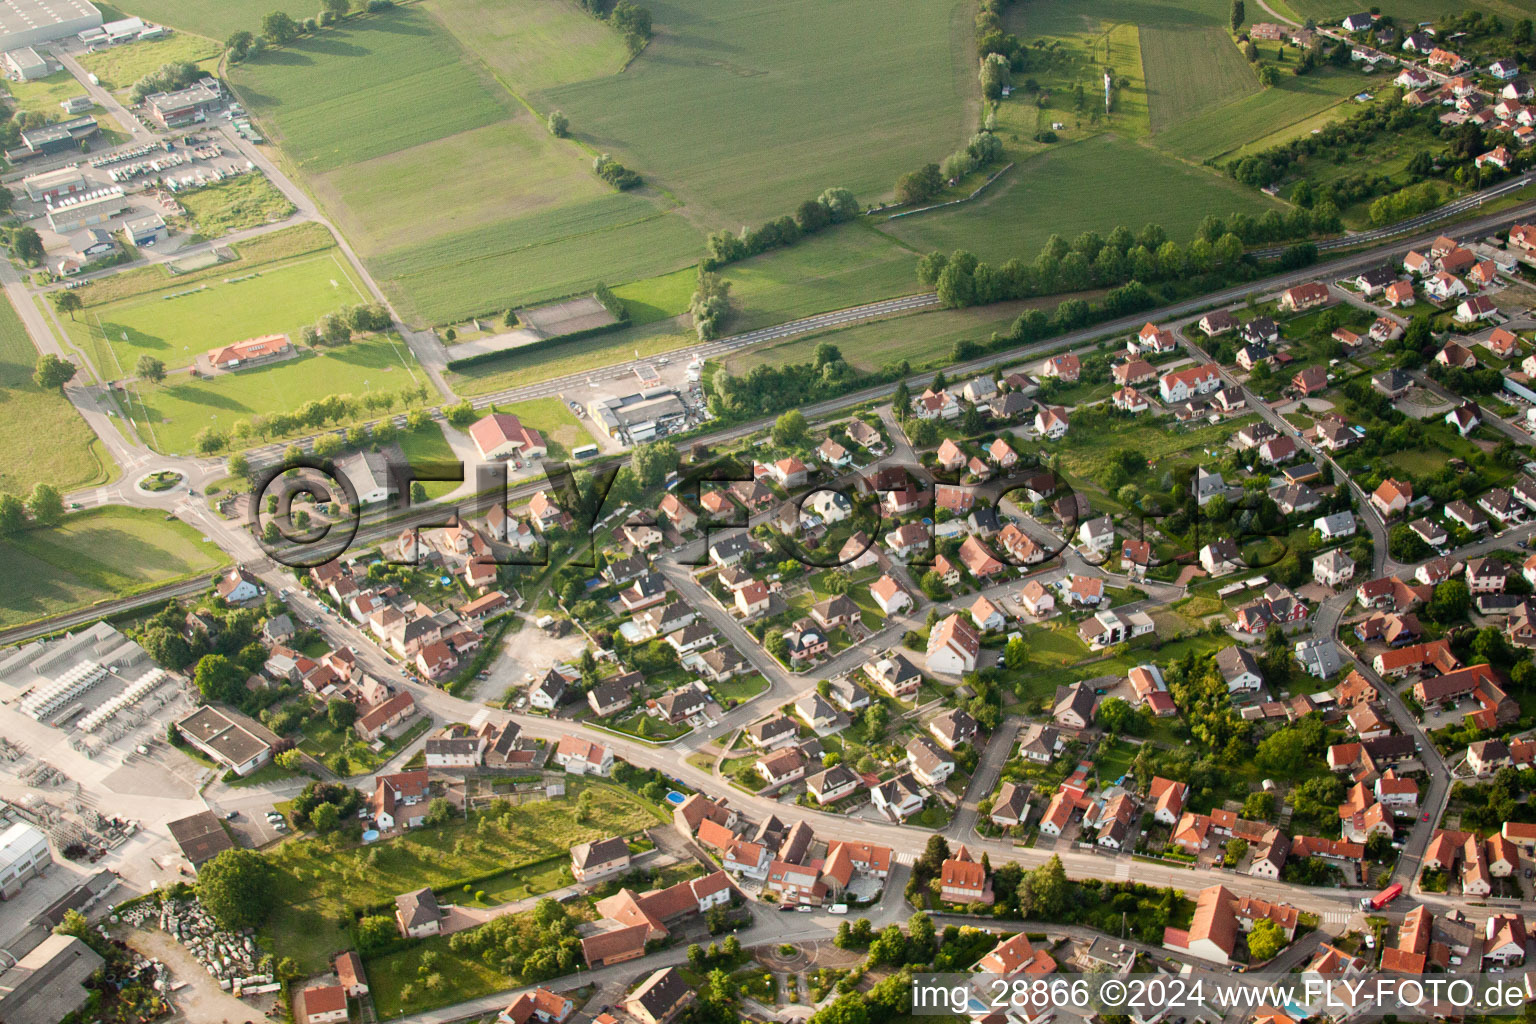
0,296,107,496
67,251,368,377
78,31,221,90
536,0,974,226
0,506,228,629
1141,25,1259,134
876,135,1284,262
424,0,628,95
1150,66,1364,161
125,332,425,454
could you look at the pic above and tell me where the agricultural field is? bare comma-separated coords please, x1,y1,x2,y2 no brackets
65,249,368,376
1141,25,1259,134
78,30,222,91
0,506,228,628
1150,66,1365,162
536,0,974,226
176,174,295,238
123,331,425,453
612,267,697,325
424,0,629,95
110,0,306,40
2,71,104,121
0,295,110,496
876,135,1284,263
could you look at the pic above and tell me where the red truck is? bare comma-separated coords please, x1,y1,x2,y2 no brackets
1361,883,1402,911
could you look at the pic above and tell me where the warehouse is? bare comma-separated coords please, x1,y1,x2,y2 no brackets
6,114,97,161
0,821,51,899
0,0,101,54
0,934,104,1024
45,185,125,232
120,211,165,246
587,387,687,443
21,165,86,202
144,77,222,129
2,45,49,80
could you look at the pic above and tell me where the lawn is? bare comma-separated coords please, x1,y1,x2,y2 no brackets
2,71,103,121
124,332,426,453
537,0,974,226
1151,66,1365,162
720,224,927,332
423,0,629,95
68,250,368,377
0,293,109,496
875,135,1285,264
176,174,295,238
0,506,228,628
259,781,661,971
1141,25,1259,135
613,267,697,326
492,397,587,457
78,30,221,90
396,421,460,500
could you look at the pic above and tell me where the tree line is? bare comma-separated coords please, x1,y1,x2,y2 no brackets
193,382,432,455
703,187,860,268
891,130,1007,207
225,0,393,63
573,0,653,56
916,213,1332,309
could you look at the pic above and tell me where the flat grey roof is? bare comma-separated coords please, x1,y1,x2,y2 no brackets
0,0,99,37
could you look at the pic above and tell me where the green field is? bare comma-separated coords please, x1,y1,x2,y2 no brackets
0,506,228,628
125,332,425,453
1141,25,1259,134
424,0,629,95
110,0,309,40
69,251,367,377
1285,0,1536,21
228,9,512,174
537,0,974,226
373,209,702,325
3,71,103,121
613,267,697,325
448,318,694,396
176,174,295,238
261,782,659,971
78,31,221,90
722,225,926,331
1151,66,1365,161
876,134,1284,262
311,116,616,256
494,397,588,455
0,296,109,496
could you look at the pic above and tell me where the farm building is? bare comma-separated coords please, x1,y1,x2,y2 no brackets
0,0,100,54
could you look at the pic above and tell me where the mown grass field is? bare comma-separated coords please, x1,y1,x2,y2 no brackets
613,267,696,325
0,296,109,496
177,174,295,238
107,0,307,40
494,397,587,454
68,251,367,376
125,332,424,453
1151,65,1364,161
424,0,629,95
537,0,974,226
0,506,227,628
722,224,925,332
1141,25,1259,134
311,116,615,256
78,30,221,90
876,135,1284,262
261,782,659,971
374,209,701,325
228,8,511,173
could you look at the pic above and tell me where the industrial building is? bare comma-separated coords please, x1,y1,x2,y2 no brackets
144,77,222,129
174,704,280,777
6,114,97,162
0,620,153,719
587,387,687,444
0,0,101,54
45,184,125,232
120,211,165,246
2,45,49,79
0,934,104,1024
0,821,52,899
77,13,150,44
21,165,86,202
